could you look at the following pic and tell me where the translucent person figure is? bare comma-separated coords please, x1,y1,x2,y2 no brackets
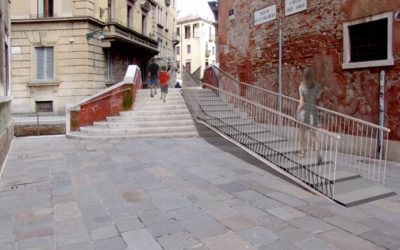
148,58,159,97
296,67,323,164
158,66,170,103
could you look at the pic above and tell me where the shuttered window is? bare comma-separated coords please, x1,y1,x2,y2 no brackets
36,47,54,80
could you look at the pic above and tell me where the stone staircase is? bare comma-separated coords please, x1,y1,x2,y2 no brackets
186,88,396,207
68,88,199,139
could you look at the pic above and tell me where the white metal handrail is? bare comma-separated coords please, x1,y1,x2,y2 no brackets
183,74,340,198
207,65,390,185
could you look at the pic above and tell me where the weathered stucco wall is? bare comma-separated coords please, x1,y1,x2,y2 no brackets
217,0,400,141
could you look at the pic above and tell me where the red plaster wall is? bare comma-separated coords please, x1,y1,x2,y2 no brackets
217,0,400,140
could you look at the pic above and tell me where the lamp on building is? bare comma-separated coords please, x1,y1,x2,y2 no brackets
395,11,400,21
86,26,109,40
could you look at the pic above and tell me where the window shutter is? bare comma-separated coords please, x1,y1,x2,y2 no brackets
36,47,54,80
36,48,45,79
46,47,54,79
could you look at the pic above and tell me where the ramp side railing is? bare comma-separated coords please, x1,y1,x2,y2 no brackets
182,67,341,199
66,65,142,135
203,65,390,186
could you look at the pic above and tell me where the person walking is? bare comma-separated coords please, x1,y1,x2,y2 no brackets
296,67,323,164
158,65,170,103
148,58,159,97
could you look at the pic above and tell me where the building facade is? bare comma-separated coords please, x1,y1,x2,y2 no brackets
0,0,12,169
214,0,400,157
176,15,216,80
11,0,176,114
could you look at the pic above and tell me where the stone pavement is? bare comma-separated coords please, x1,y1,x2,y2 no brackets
0,134,400,250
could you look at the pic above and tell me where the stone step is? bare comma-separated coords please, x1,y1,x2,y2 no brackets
134,99,187,105
333,178,396,207
106,113,193,122
120,109,191,116
135,94,184,102
136,92,183,97
201,106,235,112
80,125,197,135
134,103,188,111
94,119,195,128
68,130,199,140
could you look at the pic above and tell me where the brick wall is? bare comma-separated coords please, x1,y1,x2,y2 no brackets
217,0,400,140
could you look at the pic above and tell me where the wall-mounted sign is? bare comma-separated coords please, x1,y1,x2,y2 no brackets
254,5,277,25
229,9,235,21
285,0,307,16
11,47,21,54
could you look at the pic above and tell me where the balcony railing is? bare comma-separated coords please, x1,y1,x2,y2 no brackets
104,22,158,51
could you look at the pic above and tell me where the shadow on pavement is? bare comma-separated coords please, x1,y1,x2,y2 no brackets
193,121,308,191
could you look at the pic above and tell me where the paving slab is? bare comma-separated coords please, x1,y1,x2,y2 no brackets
158,232,203,250
121,229,162,250
319,229,385,250
267,206,306,221
181,215,228,239
239,225,279,247
201,231,256,250
0,136,399,249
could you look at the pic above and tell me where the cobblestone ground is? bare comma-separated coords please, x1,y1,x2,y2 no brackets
0,135,399,250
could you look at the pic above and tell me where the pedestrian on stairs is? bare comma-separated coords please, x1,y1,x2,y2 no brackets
296,67,323,165
148,58,159,98
158,65,170,103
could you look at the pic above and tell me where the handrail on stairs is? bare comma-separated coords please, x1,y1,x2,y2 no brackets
65,65,142,135
182,69,341,198
203,65,390,186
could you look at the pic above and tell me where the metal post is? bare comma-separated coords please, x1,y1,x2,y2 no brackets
278,25,283,114
378,70,385,159
278,1,283,130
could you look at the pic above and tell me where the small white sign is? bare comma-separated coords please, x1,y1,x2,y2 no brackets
228,9,235,21
285,0,307,16
11,47,21,54
254,5,277,25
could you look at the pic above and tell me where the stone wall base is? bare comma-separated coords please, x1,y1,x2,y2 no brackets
0,124,14,172
14,123,65,137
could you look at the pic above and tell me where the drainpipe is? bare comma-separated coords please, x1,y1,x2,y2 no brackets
378,70,385,159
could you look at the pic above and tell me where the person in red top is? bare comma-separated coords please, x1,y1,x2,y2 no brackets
158,65,170,103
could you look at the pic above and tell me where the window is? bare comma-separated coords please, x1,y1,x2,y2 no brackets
107,50,112,80
184,25,191,39
108,0,113,21
36,47,54,80
142,14,147,34
343,12,393,69
157,7,162,25
176,27,180,36
212,46,215,55
38,0,53,17
36,101,53,112
185,62,191,73
205,61,209,68
127,5,133,28
176,61,180,72
5,43,9,96
176,46,180,55
193,23,199,38
187,45,191,54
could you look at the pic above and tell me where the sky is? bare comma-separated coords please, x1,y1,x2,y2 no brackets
176,0,215,21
